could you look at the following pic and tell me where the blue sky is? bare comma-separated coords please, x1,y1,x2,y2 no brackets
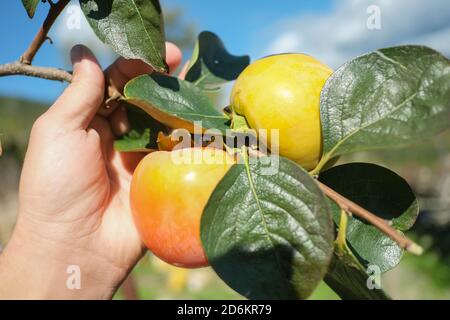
0,0,332,103
164,0,332,56
1,0,450,104
0,1,68,103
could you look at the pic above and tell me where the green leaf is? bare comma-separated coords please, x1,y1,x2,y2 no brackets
114,104,167,152
201,156,334,299
185,31,250,91
319,163,419,272
124,74,230,133
325,244,391,300
318,46,450,171
79,0,167,72
21,0,40,18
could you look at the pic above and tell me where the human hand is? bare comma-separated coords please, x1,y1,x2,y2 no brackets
0,43,182,299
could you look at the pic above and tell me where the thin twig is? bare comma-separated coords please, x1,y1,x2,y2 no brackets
0,1,72,83
242,148,422,254
0,62,72,82
317,181,423,255
20,0,70,65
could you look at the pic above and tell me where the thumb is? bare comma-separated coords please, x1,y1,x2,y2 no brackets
47,45,105,131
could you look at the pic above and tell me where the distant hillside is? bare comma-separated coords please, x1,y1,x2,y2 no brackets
0,96,49,160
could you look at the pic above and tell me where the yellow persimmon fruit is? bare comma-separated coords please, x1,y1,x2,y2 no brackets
230,54,332,170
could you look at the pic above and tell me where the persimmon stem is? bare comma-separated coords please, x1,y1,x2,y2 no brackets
20,0,70,65
336,209,349,253
317,180,423,255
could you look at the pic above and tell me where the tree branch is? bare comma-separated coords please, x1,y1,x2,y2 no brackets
243,148,422,255
20,0,70,65
317,181,423,255
0,62,72,82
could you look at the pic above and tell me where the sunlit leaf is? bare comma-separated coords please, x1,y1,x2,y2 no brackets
318,46,450,171
79,0,167,72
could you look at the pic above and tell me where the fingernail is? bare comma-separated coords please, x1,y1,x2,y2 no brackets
71,45,84,68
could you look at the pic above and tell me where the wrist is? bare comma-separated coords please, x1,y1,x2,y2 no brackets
0,222,127,299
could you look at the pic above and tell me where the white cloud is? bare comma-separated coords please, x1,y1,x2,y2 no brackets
269,33,302,54
264,0,450,69
50,1,117,67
